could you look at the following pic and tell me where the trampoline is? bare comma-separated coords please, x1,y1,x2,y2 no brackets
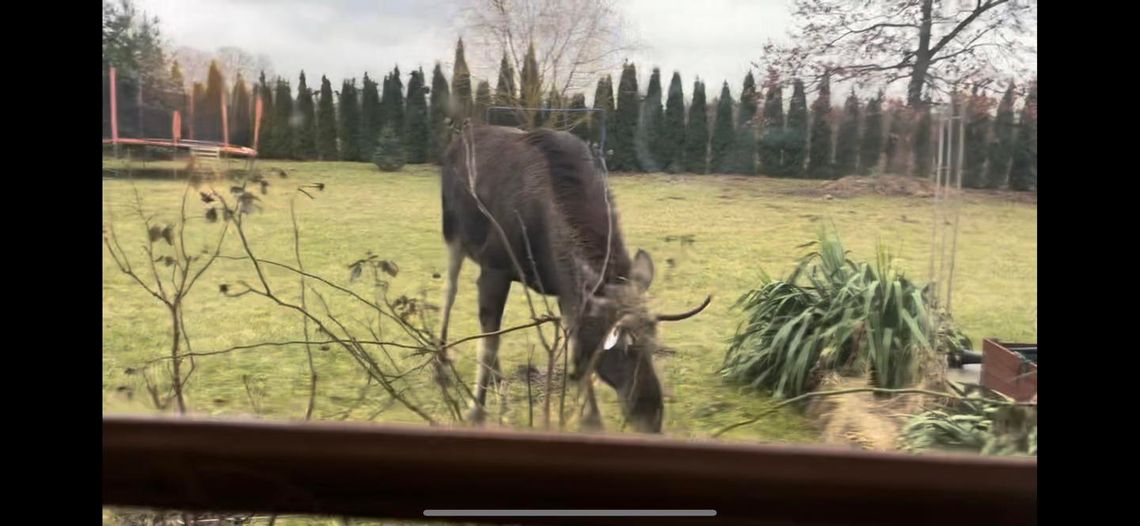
103,67,263,158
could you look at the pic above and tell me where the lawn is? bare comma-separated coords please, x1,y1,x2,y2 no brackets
102,158,1036,445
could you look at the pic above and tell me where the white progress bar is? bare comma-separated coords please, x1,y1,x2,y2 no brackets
423,509,717,517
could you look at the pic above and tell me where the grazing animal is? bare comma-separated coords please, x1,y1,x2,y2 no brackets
438,124,710,433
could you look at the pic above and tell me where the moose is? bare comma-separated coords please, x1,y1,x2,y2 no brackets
437,123,710,433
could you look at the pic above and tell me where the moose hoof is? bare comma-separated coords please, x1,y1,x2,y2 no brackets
579,414,604,432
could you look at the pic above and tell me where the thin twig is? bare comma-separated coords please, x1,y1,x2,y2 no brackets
291,191,318,420
226,217,438,425
143,339,424,364
216,255,431,347
441,315,560,351
527,342,535,428
311,287,441,423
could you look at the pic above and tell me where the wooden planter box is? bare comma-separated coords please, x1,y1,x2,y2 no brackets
981,339,1037,401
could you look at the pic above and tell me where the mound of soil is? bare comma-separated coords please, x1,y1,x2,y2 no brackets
822,175,938,198
805,373,931,451
785,175,1037,204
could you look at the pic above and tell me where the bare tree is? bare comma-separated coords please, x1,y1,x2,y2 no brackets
457,0,636,98
761,0,1037,105
171,45,276,86
169,46,213,85
215,46,275,81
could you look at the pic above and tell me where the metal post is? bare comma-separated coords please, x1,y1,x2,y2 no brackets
945,104,966,312
110,68,120,158
137,71,144,141
928,98,965,322
929,108,946,300
189,90,196,141
222,88,230,150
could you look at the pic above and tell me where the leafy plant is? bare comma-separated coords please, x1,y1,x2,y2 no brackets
723,227,932,398
898,408,991,452
899,398,1036,457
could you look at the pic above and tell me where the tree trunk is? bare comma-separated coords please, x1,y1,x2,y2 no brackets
170,305,186,414
907,0,935,107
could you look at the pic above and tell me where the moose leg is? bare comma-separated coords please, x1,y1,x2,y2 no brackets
468,269,510,424
438,240,464,349
434,240,464,386
580,379,604,431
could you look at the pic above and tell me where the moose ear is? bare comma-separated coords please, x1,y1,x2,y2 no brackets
630,249,655,291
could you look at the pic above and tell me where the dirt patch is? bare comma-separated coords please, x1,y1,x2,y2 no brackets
782,175,1037,204
823,175,938,198
963,188,1038,204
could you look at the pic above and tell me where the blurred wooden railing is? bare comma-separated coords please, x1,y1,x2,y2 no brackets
103,415,1036,526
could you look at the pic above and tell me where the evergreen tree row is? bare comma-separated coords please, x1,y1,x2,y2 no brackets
164,38,1036,190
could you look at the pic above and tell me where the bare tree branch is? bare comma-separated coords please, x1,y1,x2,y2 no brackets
458,0,636,98
763,0,1035,105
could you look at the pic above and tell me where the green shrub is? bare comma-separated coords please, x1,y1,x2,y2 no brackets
372,126,406,172
723,228,933,398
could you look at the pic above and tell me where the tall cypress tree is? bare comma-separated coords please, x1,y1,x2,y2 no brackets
191,82,206,141
710,82,736,173
386,67,405,135
835,90,860,177
230,74,252,148
739,72,758,125
404,68,430,163
293,71,317,159
962,87,991,188
170,62,189,139
255,72,274,153
170,61,185,91
316,75,338,160
361,73,382,157
338,79,362,161
519,43,543,128
474,80,492,124
543,87,564,129
1008,80,1036,191
200,61,226,143
452,38,473,119
270,78,294,159
663,72,686,173
568,93,589,141
858,92,884,175
986,83,1016,188
592,75,615,148
912,100,932,178
429,63,451,163
758,71,784,176
492,53,517,126
807,74,833,179
684,80,709,174
640,67,665,171
612,62,640,171
782,79,808,177
731,71,758,175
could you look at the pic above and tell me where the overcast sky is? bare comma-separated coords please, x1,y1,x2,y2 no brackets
135,0,793,102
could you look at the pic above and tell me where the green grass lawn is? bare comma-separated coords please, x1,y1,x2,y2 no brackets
102,158,1036,445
